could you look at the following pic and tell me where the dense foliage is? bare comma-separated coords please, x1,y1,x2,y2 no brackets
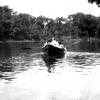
88,0,100,6
0,6,100,41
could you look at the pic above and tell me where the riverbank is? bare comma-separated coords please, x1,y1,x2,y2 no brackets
0,38,81,47
0,40,38,43
0,37,98,46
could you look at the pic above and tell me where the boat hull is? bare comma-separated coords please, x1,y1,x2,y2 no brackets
42,44,65,58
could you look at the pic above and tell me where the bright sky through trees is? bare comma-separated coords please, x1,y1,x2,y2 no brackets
0,0,100,18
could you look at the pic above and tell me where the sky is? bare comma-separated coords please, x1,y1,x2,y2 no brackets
0,0,100,19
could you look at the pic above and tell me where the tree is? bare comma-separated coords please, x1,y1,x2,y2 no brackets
88,0,100,6
0,6,13,41
11,13,34,40
68,13,85,37
68,13,98,38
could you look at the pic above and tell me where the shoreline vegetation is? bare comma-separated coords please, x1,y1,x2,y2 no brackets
0,36,82,47
0,37,98,46
0,6,100,45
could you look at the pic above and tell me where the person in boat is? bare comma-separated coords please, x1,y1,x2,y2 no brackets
59,41,65,48
49,37,59,47
43,37,58,45
43,37,65,49
42,38,52,48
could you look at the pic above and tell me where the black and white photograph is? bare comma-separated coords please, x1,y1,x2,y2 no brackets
0,0,100,100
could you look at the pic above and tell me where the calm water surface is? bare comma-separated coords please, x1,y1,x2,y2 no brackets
0,41,100,100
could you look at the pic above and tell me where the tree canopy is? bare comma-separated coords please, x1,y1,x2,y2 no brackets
88,0,100,6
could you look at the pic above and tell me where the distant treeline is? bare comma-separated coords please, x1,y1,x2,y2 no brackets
0,5,100,41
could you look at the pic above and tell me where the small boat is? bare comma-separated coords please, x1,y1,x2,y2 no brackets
42,38,66,57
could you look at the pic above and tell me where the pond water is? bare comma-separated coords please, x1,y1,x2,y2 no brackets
0,40,100,100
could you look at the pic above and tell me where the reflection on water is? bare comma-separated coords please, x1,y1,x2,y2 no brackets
42,55,57,73
42,53,65,73
0,41,100,100
68,40,100,52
